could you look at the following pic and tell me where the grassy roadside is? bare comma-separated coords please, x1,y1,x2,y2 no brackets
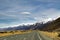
0,30,60,40
0,30,32,37
38,31,60,40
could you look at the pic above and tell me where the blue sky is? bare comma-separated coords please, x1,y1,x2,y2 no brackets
0,0,60,28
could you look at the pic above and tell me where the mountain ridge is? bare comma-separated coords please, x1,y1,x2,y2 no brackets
0,17,60,32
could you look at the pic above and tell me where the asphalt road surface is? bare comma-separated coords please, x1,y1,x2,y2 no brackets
0,31,53,40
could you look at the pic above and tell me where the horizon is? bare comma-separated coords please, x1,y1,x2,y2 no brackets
0,17,59,28
0,0,60,28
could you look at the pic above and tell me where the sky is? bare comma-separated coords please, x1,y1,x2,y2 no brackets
0,0,60,28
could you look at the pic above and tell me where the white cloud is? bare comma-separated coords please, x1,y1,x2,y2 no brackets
0,0,60,28
44,18,52,23
33,8,60,23
34,17,52,23
41,8,60,19
21,12,31,15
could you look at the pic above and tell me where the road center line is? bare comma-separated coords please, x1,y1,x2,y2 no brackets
37,32,42,40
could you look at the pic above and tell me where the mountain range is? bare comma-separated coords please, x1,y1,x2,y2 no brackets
0,17,60,32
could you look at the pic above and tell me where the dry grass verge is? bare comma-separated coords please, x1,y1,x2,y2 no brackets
38,31,59,38
0,30,32,37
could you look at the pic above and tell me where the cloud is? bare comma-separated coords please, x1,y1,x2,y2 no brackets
33,8,60,23
0,0,60,28
41,8,60,18
21,12,31,15
44,18,52,23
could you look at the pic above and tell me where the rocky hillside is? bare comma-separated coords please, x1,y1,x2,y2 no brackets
42,17,60,31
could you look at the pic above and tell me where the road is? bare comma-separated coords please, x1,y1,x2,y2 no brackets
0,31,53,40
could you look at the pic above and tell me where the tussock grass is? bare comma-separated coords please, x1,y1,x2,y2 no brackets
38,31,59,38
0,30,32,37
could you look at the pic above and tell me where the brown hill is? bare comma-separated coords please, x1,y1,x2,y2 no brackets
42,17,60,31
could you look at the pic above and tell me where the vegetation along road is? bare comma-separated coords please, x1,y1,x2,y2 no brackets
0,31,53,40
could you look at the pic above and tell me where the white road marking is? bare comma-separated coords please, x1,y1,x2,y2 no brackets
23,38,27,40
4,39,7,40
37,33,42,40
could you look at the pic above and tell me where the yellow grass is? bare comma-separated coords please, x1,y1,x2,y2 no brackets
0,30,32,37
38,31,59,38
